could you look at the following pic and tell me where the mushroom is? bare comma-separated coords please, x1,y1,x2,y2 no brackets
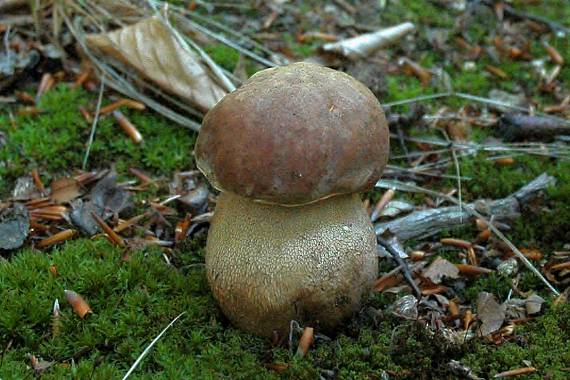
195,62,389,337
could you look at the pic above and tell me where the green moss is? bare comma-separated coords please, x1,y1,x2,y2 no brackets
1,1,569,378
464,303,570,379
282,33,319,59
0,85,196,196
0,238,279,379
203,44,241,72
380,1,454,28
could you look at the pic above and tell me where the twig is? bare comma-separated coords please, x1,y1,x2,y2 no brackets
122,312,185,380
377,236,422,299
384,91,570,128
376,175,560,296
82,75,105,170
442,130,463,222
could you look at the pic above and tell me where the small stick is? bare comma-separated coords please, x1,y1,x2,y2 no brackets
370,188,395,222
36,73,55,102
99,98,146,115
441,238,472,249
175,215,192,242
485,65,508,79
114,213,148,234
36,229,76,249
421,285,449,295
296,327,314,358
400,57,431,87
31,168,46,194
113,111,143,144
91,212,126,247
78,106,93,124
72,70,90,88
494,367,537,378
64,290,92,319
544,43,564,65
456,264,493,276
129,168,155,186
377,236,422,299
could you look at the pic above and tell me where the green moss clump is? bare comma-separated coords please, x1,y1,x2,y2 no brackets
0,238,281,379
203,44,241,72
0,85,197,196
463,303,570,380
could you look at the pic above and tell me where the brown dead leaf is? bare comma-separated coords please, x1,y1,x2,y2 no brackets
477,292,505,336
423,257,459,284
50,178,81,204
86,17,227,113
525,294,544,315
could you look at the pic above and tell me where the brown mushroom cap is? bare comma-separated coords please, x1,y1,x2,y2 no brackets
195,62,389,206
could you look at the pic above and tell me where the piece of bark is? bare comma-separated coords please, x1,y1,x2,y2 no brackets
321,23,415,60
498,114,570,141
375,173,555,241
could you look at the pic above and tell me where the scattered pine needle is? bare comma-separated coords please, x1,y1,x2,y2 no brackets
122,312,186,380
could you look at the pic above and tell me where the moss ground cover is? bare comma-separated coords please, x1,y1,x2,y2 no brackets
1,0,569,378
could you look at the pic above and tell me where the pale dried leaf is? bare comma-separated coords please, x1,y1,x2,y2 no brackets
379,200,414,218
423,257,459,284
477,292,505,336
86,17,227,112
50,177,81,204
525,294,545,315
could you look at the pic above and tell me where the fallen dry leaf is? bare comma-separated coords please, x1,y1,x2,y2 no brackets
50,177,82,204
423,257,459,284
477,292,505,336
525,294,545,315
86,16,227,112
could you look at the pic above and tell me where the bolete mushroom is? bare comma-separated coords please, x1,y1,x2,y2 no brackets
195,62,389,337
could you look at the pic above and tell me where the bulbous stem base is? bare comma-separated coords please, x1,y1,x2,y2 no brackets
205,192,378,337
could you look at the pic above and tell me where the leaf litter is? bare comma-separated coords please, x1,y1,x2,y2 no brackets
0,0,569,378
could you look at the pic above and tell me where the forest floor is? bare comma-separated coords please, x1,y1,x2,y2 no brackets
1,1,569,379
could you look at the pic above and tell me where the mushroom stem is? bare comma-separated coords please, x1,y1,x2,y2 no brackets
206,192,378,337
